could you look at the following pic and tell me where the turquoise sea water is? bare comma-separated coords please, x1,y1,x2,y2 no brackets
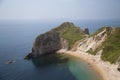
0,20,120,80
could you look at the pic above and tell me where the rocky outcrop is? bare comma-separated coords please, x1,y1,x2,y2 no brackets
25,30,69,59
84,28,89,35
5,60,16,64
25,22,86,59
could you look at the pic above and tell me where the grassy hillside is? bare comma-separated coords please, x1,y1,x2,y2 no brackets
101,27,120,63
89,27,106,37
53,22,86,49
88,27,120,63
87,27,112,55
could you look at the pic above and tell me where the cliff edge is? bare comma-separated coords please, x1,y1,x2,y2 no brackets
25,22,86,59
75,27,120,64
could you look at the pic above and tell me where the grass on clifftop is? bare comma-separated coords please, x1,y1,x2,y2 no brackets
53,22,86,49
88,27,120,63
89,27,106,37
101,27,120,63
87,27,107,55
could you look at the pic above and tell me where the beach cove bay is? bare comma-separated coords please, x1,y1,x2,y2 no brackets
0,20,120,80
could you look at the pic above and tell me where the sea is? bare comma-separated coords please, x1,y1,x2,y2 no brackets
0,19,120,80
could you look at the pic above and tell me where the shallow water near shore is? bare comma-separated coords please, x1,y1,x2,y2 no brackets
0,53,101,80
32,54,101,80
0,20,119,80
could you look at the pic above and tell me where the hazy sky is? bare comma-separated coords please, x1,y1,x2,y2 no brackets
0,0,120,20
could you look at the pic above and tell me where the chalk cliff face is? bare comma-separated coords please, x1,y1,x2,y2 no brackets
77,28,107,52
75,27,120,64
25,21,120,65
84,28,89,35
25,22,85,59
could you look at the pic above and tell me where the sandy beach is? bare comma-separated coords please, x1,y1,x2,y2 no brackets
57,50,120,80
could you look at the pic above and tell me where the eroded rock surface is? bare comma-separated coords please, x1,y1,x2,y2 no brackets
25,30,69,59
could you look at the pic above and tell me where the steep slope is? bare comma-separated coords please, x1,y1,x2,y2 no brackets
76,27,120,64
102,27,120,63
76,27,107,52
53,22,86,49
25,22,86,59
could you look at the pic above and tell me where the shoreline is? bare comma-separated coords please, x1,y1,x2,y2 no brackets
64,52,104,80
57,50,120,80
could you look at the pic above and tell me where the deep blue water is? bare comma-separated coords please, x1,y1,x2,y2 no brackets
0,20,120,80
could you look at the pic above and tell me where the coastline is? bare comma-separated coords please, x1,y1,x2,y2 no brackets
57,50,120,80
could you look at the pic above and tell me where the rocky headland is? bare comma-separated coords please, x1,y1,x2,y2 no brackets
25,22,86,59
25,22,120,80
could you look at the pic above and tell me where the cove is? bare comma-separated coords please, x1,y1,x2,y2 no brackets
30,53,101,80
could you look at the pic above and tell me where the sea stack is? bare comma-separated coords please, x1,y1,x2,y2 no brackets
84,28,89,35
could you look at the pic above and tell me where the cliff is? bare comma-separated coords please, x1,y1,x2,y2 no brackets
52,22,86,48
25,22,86,59
101,27,120,63
25,21,120,65
75,27,120,64
76,27,107,52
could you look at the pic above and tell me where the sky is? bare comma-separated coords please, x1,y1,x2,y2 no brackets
0,0,120,20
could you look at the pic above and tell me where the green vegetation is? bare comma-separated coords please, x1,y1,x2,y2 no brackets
101,27,120,63
53,22,86,49
88,27,120,63
87,27,112,55
87,27,107,55
87,46,103,55
89,27,106,37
